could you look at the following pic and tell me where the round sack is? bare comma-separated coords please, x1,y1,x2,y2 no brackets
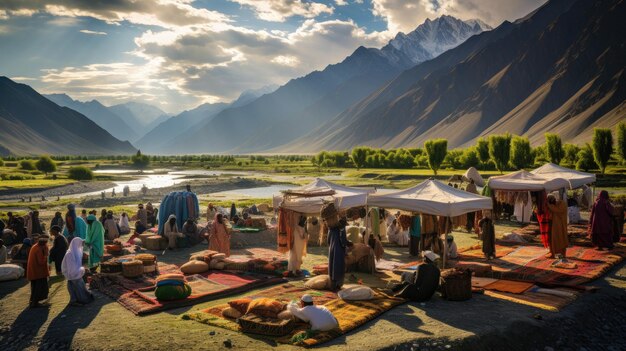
155,283,192,301
304,274,330,290
0,264,25,281
338,285,374,301
181,260,209,274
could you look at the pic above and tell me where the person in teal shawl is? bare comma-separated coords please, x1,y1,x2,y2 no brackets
62,204,87,241
84,214,104,270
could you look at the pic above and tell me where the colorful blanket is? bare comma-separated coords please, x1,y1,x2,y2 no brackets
484,287,580,312
92,266,285,315
458,245,517,259
183,283,405,347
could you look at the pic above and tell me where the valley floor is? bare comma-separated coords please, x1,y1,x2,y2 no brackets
1,221,624,351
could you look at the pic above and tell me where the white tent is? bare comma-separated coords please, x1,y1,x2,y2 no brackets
367,179,493,218
276,178,375,214
463,167,485,187
487,170,569,192
530,163,596,189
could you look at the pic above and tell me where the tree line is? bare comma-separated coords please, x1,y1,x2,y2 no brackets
312,123,626,175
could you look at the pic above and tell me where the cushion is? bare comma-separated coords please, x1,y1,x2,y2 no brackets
209,259,225,270
154,283,192,301
338,285,374,301
228,298,252,314
156,273,186,283
277,310,294,321
156,279,184,288
212,253,226,261
246,298,285,318
304,275,330,290
181,260,209,275
0,264,25,281
222,307,242,319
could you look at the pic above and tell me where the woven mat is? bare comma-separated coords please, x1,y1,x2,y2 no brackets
483,280,534,294
183,283,405,347
458,245,517,259
485,287,580,312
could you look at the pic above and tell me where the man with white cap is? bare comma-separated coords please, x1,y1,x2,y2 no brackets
393,251,441,302
286,294,338,331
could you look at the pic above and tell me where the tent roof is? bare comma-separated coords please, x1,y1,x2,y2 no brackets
464,167,485,187
487,170,569,192
367,179,493,217
277,178,374,214
530,163,596,189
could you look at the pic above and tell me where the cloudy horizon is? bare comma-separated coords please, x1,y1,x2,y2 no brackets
0,0,546,114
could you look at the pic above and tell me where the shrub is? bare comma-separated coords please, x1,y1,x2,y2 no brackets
424,139,448,175
19,160,36,170
68,166,93,180
459,148,480,169
36,155,57,175
351,147,368,170
576,144,596,171
592,128,613,174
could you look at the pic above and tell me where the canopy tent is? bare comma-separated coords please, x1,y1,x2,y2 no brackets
530,163,596,189
275,178,375,214
487,170,569,192
464,167,485,187
367,179,493,217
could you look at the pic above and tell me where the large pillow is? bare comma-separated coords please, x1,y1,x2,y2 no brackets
181,260,209,275
222,307,242,319
209,259,225,270
212,253,226,261
154,283,192,301
304,275,330,290
338,285,374,301
156,273,185,283
228,298,252,314
246,298,285,318
0,264,25,281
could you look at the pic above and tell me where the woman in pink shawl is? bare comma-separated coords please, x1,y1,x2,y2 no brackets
209,213,231,256
589,190,615,250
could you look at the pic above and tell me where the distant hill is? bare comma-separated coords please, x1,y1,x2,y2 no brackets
45,94,138,142
0,77,136,156
109,102,170,139
152,16,489,154
284,0,625,151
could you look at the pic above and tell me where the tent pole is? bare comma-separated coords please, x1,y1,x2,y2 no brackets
364,205,369,244
443,216,449,269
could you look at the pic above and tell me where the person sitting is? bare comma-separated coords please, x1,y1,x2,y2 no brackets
163,215,183,250
446,235,458,259
0,239,7,265
118,212,131,235
48,226,68,276
387,219,409,246
135,221,147,235
136,204,148,228
287,294,338,332
182,218,203,246
393,251,441,302
103,212,120,241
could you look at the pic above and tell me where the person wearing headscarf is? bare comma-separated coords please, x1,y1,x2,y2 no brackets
84,214,104,270
26,210,44,238
288,215,308,275
62,237,94,305
99,209,107,226
393,251,441,302
135,221,147,235
136,204,148,228
163,214,183,250
103,212,120,241
206,203,217,223
546,194,569,259
27,235,50,308
48,225,68,276
63,204,87,241
286,294,338,332
589,190,615,250
80,209,87,221
209,213,231,256
50,211,64,231
230,203,237,222
327,217,348,291
118,212,131,235
182,218,202,246
479,210,496,260
146,202,155,227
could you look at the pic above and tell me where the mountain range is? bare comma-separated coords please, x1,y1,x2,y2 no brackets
145,16,490,154
284,0,625,151
0,77,135,155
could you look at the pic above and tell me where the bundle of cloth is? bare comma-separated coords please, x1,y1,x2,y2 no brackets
158,191,200,235
154,274,192,301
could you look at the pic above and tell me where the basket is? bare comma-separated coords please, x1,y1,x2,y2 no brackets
122,260,144,278
439,268,472,301
321,203,339,228
135,253,157,273
238,313,294,336
145,235,167,250
100,260,123,274
138,233,154,246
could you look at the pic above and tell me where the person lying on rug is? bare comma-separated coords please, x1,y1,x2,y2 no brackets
392,251,441,302
286,294,338,332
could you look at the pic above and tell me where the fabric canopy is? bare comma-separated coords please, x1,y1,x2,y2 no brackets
276,178,375,214
464,167,485,187
367,179,493,217
487,170,569,192
530,163,596,189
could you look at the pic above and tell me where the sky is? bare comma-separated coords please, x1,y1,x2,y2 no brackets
0,0,546,114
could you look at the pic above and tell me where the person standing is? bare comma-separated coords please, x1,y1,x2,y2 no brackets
589,191,615,250
61,237,94,306
63,204,87,241
163,215,183,250
208,213,231,256
288,215,308,275
146,202,155,227
229,203,237,222
118,212,131,234
26,210,44,239
84,214,105,271
136,204,148,228
546,195,569,259
48,226,68,276
27,235,50,308
327,216,347,291
479,210,496,260
50,212,64,231
206,203,217,223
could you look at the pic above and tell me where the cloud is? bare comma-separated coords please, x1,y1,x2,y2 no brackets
79,29,107,35
372,0,547,33
335,0,349,5
0,0,230,28
230,0,333,22
271,55,300,66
